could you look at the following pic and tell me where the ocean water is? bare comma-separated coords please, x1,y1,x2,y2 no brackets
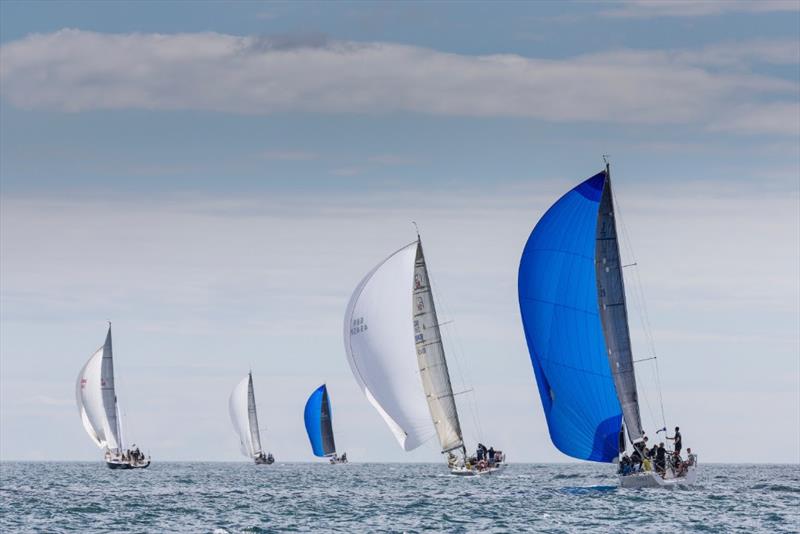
1,462,798,533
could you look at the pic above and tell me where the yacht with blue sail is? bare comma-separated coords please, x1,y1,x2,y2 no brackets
517,162,697,488
229,372,274,465
344,230,504,476
304,384,347,464
76,324,150,469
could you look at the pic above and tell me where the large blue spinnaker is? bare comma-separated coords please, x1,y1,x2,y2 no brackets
518,171,622,462
304,384,336,457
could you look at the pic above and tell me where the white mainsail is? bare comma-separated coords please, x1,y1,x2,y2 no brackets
229,373,263,458
414,242,463,452
75,326,122,451
344,239,464,453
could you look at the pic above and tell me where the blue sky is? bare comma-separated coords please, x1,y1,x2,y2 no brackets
1,1,798,463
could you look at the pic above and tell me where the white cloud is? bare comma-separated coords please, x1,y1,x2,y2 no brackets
601,0,800,18
0,29,797,135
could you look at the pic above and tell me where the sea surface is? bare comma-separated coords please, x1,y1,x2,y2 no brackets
1,462,798,533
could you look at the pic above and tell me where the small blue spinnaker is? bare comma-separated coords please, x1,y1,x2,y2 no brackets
304,384,336,457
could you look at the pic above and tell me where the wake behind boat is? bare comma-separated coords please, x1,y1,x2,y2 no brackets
229,372,274,465
344,232,503,476
76,324,150,469
304,384,348,464
518,162,697,488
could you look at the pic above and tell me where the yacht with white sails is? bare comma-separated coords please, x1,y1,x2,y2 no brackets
76,324,150,469
229,372,274,465
344,231,504,475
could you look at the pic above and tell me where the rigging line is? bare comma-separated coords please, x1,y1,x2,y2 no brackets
423,258,484,444
612,181,667,431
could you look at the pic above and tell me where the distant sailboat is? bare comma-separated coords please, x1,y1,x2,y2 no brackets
304,384,347,464
518,162,697,488
344,233,504,475
76,324,150,469
229,373,274,465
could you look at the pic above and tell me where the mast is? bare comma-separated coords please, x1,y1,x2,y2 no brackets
413,231,464,454
595,162,644,445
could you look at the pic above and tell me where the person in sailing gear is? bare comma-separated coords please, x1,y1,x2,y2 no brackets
667,426,682,454
685,448,696,466
619,454,632,475
630,446,643,471
655,443,667,477
488,447,495,464
476,444,487,461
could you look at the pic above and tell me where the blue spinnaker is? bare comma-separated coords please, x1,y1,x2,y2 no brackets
304,384,336,457
518,171,622,462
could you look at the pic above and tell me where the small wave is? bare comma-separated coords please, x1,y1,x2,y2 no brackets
750,483,800,493
552,473,586,480
560,485,617,495
66,505,107,514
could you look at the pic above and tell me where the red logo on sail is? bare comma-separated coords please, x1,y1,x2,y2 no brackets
80,378,87,390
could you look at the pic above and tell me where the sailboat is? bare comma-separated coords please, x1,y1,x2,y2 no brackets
229,372,274,465
304,384,347,464
517,162,697,488
344,232,504,475
76,324,150,469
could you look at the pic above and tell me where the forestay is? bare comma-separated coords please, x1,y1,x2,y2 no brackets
518,172,623,462
343,242,435,451
595,171,644,443
304,384,337,457
75,326,122,451
229,374,263,458
413,243,463,453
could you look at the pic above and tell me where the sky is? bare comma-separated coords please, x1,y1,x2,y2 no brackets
0,0,798,464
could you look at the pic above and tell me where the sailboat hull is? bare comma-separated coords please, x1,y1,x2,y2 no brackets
450,464,504,477
254,456,274,465
619,465,697,488
106,459,151,470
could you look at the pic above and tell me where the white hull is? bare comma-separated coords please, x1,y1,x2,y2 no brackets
450,464,505,477
619,466,697,488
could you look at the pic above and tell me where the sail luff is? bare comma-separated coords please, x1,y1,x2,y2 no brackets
595,168,644,444
413,240,464,453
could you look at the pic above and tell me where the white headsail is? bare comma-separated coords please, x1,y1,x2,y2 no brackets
75,326,122,451
229,373,263,458
344,240,464,453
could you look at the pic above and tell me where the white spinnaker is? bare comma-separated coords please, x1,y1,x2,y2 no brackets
75,328,121,451
343,242,433,451
229,374,261,458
